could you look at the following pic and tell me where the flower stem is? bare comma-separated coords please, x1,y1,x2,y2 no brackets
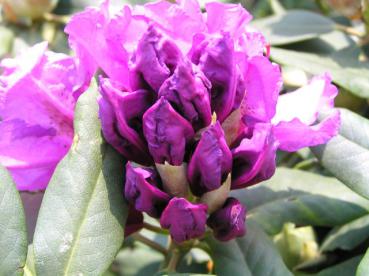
335,24,365,38
166,246,181,272
143,222,168,235
293,158,317,170
132,233,168,255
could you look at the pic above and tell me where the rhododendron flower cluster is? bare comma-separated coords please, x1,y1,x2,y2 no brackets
0,42,91,191
65,0,340,243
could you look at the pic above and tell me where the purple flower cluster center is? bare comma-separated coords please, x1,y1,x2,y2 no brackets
0,0,340,243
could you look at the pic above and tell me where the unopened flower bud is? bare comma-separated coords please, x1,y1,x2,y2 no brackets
125,162,170,218
160,197,207,243
207,197,246,241
143,97,194,165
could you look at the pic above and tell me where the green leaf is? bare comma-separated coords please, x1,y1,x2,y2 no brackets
113,245,164,276
315,255,362,276
232,168,369,234
232,168,369,210
321,214,369,252
33,80,128,275
0,165,27,276
208,221,292,276
312,109,369,200
251,10,334,45
358,249,369,276
271,47,369,98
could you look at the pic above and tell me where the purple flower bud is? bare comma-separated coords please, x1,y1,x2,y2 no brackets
99,77,153,165
207,197,246,242
132,25,182,92
188,122,232,196
190,33,239,122
160,197,208,243
231,123,277,189
124,205,144,237
158,60,212,130
143,97,194,165
125,162,170,218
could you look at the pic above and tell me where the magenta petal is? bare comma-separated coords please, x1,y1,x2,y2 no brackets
274,110,341,152
207,197,246,241
188,122,232,196
237,30,267,58
242,56,282,125
124,206,144,237
273,74,338,125
272,74,340,151
158,60,212,130
0,42,89,191
99,77,153,165
160,197,207,243
205,2,252,37
65,1,131,88
143,97,194,165
231,123,277,190
135,0,206,49
132,26,181,92
125,162,170,218
191,33,238,122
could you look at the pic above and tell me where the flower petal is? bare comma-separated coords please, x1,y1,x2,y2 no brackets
99,77,153,165
160,197,207,243
132,25,182,92
125,162,170,218
65,1,134,88
272,74,340,151
158,60,212,130
231,123,277,189
124,205,144,237
273,74,338,125
135,0,206,50
190,33,239,122
188,122,232,196
207,197,246,241
241,56,282,125
274,110,341,152
0,43,89,191
143,97,194,165
205,2,252,37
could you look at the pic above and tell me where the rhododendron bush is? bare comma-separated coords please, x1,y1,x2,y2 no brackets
1,0,369,275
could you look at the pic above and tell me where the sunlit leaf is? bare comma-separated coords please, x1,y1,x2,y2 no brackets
33,80,128,275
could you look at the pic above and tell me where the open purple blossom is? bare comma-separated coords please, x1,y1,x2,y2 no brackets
65,0,340,242
0,42,91,191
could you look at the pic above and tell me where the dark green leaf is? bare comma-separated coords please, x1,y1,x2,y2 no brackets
315,255,362,276
232,168,369,234
251,10,334,45
113,245,163,276
271,48,369,98
312,109,369,199
0,165,27,276
33,80,128,275
321,214,369,252
208,221,292,276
